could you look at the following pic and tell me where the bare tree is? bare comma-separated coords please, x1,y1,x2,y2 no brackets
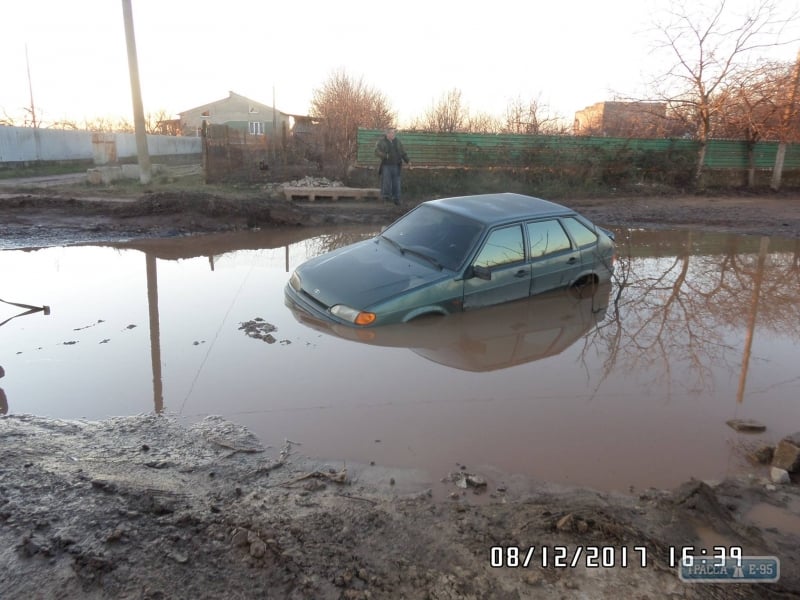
649,0,799,186
82,116,134,133
771,49,800,190
309,69,394,176
503,95,566,135
144,109,174,135
23,106,41,128
719,59,792,185
114,118,135,134
48,120,80,130
48,115,159,133
467,111,501,133
413,89,469,132
0,108,16,126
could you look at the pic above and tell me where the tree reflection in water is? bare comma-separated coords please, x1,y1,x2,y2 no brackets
583,230,800,403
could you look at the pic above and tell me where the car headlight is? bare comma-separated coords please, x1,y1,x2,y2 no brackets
331,304,376,326
289,271,302,291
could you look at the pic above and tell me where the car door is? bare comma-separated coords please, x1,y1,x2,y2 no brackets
463,224,530,310
526,219,582,295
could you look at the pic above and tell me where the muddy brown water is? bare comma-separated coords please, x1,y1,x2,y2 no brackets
1,226,798,494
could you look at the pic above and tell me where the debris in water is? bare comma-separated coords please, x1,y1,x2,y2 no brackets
239,319,278,343
726,419,766,433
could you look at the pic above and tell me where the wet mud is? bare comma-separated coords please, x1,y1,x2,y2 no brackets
1,415,799,599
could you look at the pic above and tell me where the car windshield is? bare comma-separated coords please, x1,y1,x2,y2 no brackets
380,205,484,271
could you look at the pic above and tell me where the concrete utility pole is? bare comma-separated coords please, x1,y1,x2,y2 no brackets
121,0,152,184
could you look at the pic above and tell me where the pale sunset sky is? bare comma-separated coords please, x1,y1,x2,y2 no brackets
1,0,799,128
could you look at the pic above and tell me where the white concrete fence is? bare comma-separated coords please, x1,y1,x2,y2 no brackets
0,125,201,165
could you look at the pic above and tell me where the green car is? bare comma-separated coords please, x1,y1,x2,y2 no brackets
285,193,615,327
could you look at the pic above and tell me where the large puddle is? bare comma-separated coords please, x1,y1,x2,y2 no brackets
2,227,798,493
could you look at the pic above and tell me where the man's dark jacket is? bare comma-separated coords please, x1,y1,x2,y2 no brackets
375,135,409,173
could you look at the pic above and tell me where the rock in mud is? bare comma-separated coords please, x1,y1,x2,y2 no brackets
192,415,265,453
770,467,791,485
772,433,800,472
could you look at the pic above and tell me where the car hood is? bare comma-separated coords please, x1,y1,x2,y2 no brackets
296,238,451,309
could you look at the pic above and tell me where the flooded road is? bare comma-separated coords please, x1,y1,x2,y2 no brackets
1,227,798,493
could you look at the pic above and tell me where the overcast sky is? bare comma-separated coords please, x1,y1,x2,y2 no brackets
2,0,799,128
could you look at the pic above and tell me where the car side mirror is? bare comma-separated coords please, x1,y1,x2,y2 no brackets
471,265,492,280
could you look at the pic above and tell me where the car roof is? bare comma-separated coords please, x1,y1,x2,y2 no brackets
426,193,575,226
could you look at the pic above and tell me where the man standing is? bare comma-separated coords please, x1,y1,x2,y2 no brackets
375,127,410,205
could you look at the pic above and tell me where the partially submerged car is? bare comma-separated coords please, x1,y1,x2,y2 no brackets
285,193,615,327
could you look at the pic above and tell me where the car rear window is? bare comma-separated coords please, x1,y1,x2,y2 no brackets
561,217,598,247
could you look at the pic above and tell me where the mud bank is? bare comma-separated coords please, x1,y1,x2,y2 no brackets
1,415,798,599
1,190,800,250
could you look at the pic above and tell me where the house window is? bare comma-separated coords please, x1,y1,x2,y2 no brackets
249,121,264,135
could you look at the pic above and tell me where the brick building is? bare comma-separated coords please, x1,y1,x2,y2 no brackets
574,101,667,137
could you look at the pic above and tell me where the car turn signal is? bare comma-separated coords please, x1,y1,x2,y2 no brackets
354,312,376,326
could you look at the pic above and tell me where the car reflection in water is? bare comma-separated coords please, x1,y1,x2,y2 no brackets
288,283,611,372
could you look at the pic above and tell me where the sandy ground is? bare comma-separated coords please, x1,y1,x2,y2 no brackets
1,184,800,599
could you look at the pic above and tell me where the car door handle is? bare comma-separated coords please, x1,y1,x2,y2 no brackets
567,257,577,264
514,269,528,278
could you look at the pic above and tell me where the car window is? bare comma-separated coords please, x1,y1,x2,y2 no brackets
473,225,525,268
561,217,598,247
526,220,572,258
381,205,483,271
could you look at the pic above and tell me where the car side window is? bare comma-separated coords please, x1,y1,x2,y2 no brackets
527,220,572,258
561,217,598,247
473,225,525,268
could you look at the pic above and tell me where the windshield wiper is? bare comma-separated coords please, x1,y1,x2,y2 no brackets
403,247,443,270
380,234,405,254
380,236,442,270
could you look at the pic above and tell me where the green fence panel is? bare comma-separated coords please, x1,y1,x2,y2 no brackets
784,143,800,169
356,129,800,171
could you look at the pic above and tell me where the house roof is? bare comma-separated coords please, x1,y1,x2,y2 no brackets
178,91,289,117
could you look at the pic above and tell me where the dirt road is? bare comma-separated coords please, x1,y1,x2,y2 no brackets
1,188,799,251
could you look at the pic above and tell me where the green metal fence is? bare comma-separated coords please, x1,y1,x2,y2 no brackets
356,129,800,170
